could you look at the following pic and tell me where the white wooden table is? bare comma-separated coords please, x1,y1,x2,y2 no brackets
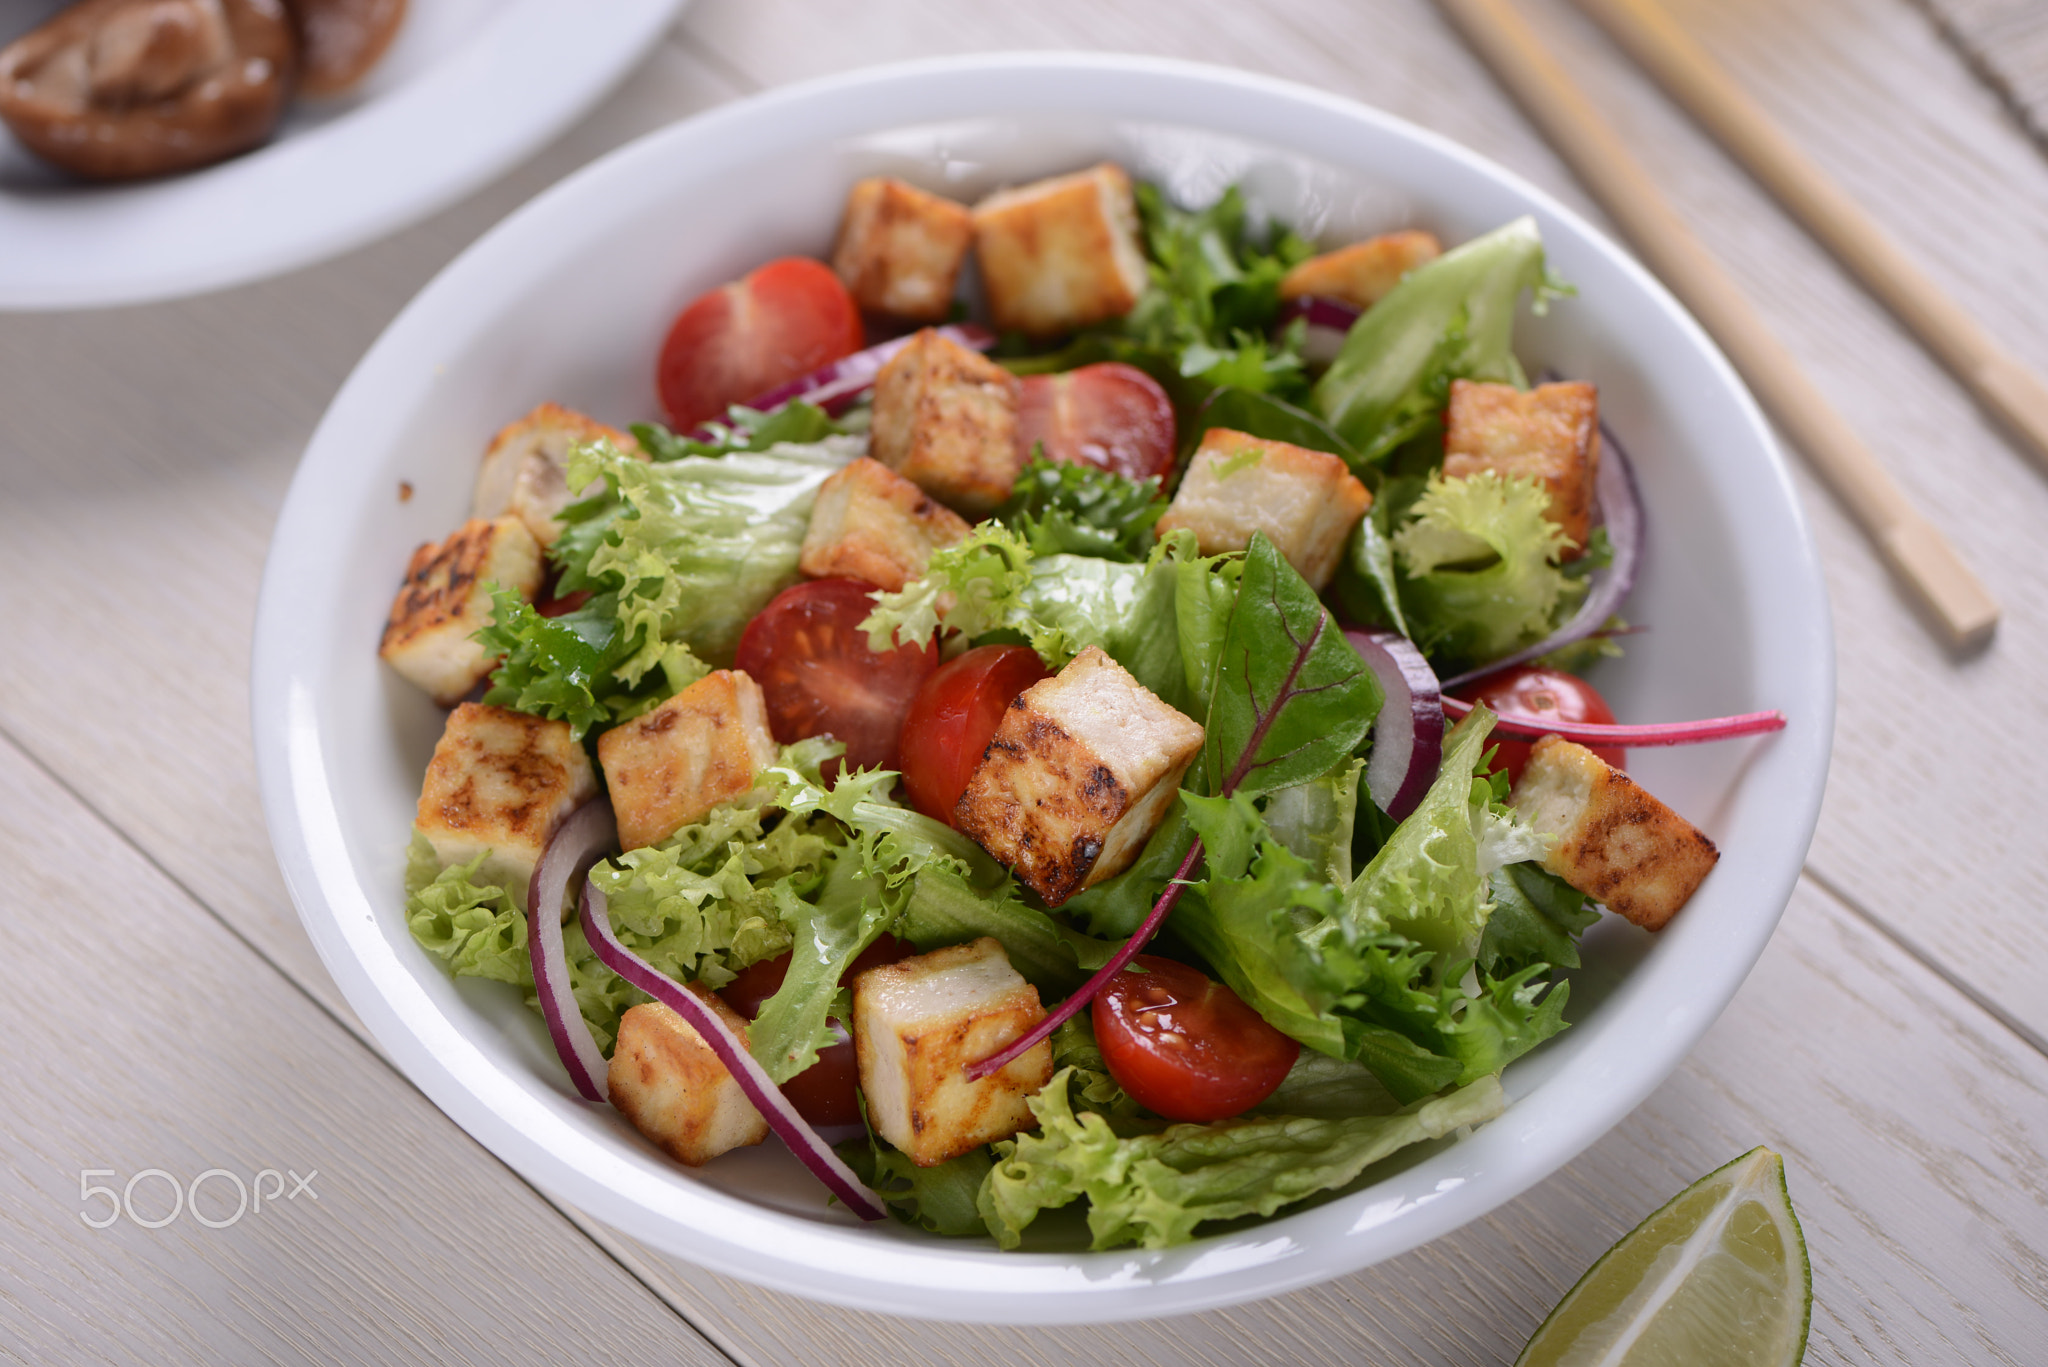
4,1,2046,1361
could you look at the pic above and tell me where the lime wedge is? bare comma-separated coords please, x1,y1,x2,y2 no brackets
1517,1147,1812,1367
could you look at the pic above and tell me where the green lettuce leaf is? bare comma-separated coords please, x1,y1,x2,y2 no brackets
1250,1049,1402,1120
1312,216,1564,461
1392,470,1582,674
630,401,843,462
843,1140,995,1237
979,1069,1505,1249
1202,533,1382,797
1479,860,1601,977
998,456,1167,562
406,840,529,986
1184,386,1358,463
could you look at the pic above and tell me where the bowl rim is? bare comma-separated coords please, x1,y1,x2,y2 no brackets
251,50,1835,1324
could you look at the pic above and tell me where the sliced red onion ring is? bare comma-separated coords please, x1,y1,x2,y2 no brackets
1277,295,1363,366
1441,695,1786,747
1439,414,1645,691
528,800,618,1103
1344,628,1446,820
579,881,887,1221
687,323,997,441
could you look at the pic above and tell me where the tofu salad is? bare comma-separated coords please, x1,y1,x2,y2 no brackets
385,163,1784,1249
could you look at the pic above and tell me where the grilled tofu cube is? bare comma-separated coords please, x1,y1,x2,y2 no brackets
471,402,641,549
853,938,1054,1167
972,163,1149,337
954,646,1204,906
598,670,779,851
1443,379,1601,555
832,177,976,322
798,456,971,591
1509,736,1719,931
609,994,770,1166
868,328,1024,516
1154,428,1371,591
414,703,597,911
380,515,544,705
1278,229,1442,310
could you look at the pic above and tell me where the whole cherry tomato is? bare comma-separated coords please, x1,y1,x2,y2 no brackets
1093,955,1300,1123
719,935,913,1127
657,257,864,430
1452,665,1625,786
896,644,1052,823
733,578,938,773
1016,362,1177,481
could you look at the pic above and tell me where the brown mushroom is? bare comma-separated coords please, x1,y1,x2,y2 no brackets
285,0,404,98
0,0,296,181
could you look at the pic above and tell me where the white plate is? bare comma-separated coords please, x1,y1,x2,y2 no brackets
0,0,687,310
251,54,1834,1324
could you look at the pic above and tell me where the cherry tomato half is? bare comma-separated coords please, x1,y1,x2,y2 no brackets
734,577,938,774
719,935,913,1126
1016,362,1177,481
896,645,1052,824
1093,955,1300,1123
657,257,864,430
1451,665,1625,787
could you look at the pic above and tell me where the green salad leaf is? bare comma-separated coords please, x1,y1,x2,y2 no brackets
630,401,844,461
1312,216,1564,462
998,456,1167,562
1391,470,1582,675
844,1140,995,1237
979,1069,1504,1249
1185,386,1358,463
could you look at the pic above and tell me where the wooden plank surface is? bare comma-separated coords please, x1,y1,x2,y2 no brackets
1,0,2045,1361
0,732,730,1366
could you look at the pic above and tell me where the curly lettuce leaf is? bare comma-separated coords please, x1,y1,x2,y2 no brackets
630,401,843,462
1312,216,1565,461
979,1069,1504,1250
1392,470,1582,678
862,522,1036,653
842,1139,995,1237
406,839,529,985
998,456,1167,562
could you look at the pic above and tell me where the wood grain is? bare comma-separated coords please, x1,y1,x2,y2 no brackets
2,0,2046,1361
0,731,730,1366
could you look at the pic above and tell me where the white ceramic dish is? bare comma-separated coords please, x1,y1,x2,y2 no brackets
0,0,686,310
251,53,1834,1323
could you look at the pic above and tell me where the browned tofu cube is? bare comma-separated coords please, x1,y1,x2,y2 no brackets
832,177,976,322
380,516,544,705
1443,379,1601,556
597,670,779,851
868,328,1023,516
1278,230,1442,310
1509,736,1720,930
972,163,1149,337
415,703,597,911
798,457,971,591
1154,428,1372,590
852,938,1054,1166
608,994,770,1166
954,646,1205,906
471,403,641,548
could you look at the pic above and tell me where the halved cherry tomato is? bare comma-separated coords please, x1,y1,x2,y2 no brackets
1016,362,1176,481
1451,665,1625,786
719,935,913,1126
1093,955,1300,1123
733,577,938,773
896,645,1052,823
657,257,864,430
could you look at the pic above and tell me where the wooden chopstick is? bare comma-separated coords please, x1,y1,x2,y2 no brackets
1573,0,2048,479
1435,0,2000,649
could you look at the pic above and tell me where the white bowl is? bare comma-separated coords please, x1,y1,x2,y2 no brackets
0,0,686,310
251,53,1833,1324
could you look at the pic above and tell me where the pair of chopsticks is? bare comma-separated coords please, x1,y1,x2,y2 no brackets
1436,0,2012,649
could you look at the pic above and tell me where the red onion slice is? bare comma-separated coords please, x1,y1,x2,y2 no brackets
1277,295,1363,366
579,881,888,1221
687,323,997,441
1441,695,1786,747
1439,413,1645,690
1345,628,1446,820
528,800,618,1103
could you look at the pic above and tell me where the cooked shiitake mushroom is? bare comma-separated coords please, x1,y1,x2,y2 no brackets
286,0,405,98
0,0,297,181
